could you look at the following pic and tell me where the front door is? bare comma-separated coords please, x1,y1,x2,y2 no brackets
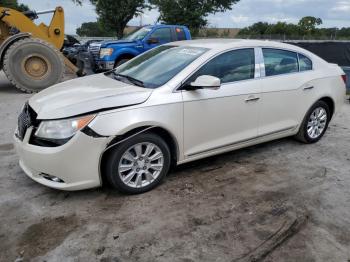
182,48,262,157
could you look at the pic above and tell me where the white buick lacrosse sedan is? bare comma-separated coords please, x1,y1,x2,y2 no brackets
15,39,346,194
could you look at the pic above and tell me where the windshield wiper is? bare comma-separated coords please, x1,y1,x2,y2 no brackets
113,72,144,87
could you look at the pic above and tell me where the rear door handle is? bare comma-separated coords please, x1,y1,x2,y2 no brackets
303,86,314,90
245,96,260,102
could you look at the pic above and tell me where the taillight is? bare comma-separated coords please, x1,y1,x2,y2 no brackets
341,74,347,85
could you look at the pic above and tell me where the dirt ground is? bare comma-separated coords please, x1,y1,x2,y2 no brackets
0,71,350,262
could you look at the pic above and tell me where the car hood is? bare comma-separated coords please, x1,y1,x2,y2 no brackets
29,74,152,120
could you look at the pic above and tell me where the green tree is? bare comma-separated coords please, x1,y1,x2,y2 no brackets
76,21,115,37
90,0,149,38
238,22,270,36
298,16,323,34
150,0,240,35
0,0,28,11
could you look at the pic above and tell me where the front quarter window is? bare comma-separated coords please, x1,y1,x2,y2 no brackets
111,46,208,88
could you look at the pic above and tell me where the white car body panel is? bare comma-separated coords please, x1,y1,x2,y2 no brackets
14,39,346,190
182,79,261,157
29,74,152,119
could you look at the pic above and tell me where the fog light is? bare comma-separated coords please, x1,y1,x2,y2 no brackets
40,173,64,183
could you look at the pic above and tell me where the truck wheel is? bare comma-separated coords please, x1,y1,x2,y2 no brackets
114,58,130,68
3,38,65,93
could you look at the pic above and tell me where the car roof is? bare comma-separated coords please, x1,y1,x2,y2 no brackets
168,39,310,53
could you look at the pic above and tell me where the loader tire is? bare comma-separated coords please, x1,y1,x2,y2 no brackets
3,38,65,93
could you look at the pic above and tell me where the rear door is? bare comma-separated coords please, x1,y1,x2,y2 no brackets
258,48,314,136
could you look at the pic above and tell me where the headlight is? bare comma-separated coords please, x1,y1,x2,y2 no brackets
35,114,96,140
99,48,113,58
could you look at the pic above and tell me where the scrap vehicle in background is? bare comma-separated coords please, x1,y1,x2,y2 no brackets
0,6,80,93
63,39,103,65
79,24,191,73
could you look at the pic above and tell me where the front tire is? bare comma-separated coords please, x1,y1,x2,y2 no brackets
105,133,171,194
295,101,330,143
114,58,130,68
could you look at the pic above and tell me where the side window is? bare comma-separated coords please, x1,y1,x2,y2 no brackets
150,28,172,42
263,48,298,76
299,53,312,71
176,27,186,41
189,49,255,84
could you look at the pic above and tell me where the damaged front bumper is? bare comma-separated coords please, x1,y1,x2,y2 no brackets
14,126,109,191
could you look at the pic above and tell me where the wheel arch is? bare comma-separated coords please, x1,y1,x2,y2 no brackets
99,125,179,186
114,52,136,67
0,33,30,69
318,96,335,120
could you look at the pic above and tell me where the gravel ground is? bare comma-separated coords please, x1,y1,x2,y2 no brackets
0,72,350,262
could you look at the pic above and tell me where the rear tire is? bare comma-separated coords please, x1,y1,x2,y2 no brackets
3,38,65,93
295,101,330,143
105,133,171,194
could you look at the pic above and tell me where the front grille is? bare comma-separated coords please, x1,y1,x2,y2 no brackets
17,103,37,141
89,44,101,62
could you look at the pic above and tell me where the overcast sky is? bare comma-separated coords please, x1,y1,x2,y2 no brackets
18,0,350,35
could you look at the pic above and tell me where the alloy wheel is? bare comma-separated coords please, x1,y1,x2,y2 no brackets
118,142,164,188
307,107,327,139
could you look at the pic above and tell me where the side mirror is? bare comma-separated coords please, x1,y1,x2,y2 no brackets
147,37,159,44
183,75,221,91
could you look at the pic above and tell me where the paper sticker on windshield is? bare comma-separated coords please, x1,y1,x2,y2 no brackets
178,49,203,56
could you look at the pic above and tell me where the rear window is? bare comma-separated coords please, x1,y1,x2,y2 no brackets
176,27,186,41
299,54,313,71
263,48,299,76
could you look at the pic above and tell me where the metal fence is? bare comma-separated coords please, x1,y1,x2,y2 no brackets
235,34,350,41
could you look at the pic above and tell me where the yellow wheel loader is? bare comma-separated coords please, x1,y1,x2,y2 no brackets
0,6,79,93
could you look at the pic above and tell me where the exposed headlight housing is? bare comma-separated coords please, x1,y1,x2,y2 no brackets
35,114,96,140
99,48,114,58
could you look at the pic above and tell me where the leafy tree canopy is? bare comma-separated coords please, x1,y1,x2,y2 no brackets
236,16,343,39
76,21,115,37
90,0,149,38
0,0,28,11
150,0,240,34
298,16,323,34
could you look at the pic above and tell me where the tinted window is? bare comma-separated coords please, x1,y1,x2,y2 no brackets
263,49,298,76
176,27,186,40
190,49,255,84
150,28,172,42
299,53,312,71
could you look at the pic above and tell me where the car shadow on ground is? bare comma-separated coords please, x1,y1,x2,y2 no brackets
41,136,301,200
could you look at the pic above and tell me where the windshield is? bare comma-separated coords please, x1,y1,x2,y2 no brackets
111,45,208,89
123,27,152,41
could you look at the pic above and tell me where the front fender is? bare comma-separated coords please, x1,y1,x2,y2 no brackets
88,101,184,160
112,47,141,61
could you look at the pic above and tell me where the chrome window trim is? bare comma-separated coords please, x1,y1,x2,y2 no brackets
255,47,265,78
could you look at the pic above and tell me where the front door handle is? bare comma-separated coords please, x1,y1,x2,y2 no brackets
245,96,260,102
303,86,314,90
